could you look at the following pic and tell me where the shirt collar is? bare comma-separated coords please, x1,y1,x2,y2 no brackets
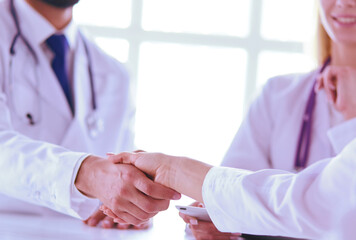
14,0,78,49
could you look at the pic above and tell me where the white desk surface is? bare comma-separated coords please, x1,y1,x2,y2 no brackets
0,205,195,240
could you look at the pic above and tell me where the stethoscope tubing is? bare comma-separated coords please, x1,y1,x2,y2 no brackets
294,57,331,170
8,0,96,114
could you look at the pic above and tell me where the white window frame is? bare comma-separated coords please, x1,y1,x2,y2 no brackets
78,0,305,113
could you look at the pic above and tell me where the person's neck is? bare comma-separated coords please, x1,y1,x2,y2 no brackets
25,0,73,30
331,43,356,68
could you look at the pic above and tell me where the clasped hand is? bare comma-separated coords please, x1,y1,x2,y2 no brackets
75,154,181,227
97,152,178,224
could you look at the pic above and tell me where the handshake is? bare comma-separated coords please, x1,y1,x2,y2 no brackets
75,151,206,228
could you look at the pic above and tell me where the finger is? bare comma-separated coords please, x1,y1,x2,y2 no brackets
190,201,204,208
324,67,337,103
116,223,132,230
134,150,146,153
132,220,151,230
190,223,241,239
181,215,198,225
130,190,172,214
179,212,192,224
113,216,127,224
190,221,224,234
117,199,157,221
192,232,241,240
84,209,106,227
109,152,135,164
101,216,115,229
334,71,348,110
102,206,120,219
134,176,181,200
116,211,151,226
315,75,324,92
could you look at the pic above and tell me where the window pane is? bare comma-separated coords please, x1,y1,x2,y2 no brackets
73,0,132,28
135,43,247,165
94,37,129,63
257,51,316,87
142,0,251,37
261,0,316,42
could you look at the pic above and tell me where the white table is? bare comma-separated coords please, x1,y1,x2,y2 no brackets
0,205,195,240
0,204,297,240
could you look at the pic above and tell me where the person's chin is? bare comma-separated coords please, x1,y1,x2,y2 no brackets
40,0,80,8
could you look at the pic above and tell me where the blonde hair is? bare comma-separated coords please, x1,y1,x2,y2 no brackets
316,1,331,65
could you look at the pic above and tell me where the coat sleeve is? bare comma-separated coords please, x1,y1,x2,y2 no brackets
202,138,356,239
221,79,276,170
0,91,99,219
327,117,356,154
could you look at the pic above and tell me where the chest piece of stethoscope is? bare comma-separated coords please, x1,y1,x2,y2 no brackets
86,112,104,139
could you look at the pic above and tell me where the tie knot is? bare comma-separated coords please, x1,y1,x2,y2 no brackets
46,34,69,56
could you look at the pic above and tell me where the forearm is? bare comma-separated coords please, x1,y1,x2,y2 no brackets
0,130,97,218
202,140,356,238
169,157,212,203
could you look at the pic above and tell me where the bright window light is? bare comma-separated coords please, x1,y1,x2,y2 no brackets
257,51,316,88
73,0,132,28
261,0,316,42
74,1,317,167
94,37,130,63
142,0,251,37
135,42,247,165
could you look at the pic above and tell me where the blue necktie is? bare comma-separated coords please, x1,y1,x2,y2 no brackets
46,34,74,114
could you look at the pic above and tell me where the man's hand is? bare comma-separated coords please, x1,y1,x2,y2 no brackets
107,152,212,203
107,152,177,188
315,65,356,120
84,207,152,229
75,156,181,225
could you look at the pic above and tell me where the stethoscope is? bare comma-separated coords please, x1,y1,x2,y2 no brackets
8,0,104,138
294,57,331,171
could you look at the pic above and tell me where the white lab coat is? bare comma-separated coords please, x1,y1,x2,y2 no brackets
222,69,356,171
203,138,356,239
0,0,135,219
202,70,356,238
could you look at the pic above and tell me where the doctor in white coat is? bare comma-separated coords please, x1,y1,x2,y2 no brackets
178,0,356,238
106,135,356,239
0,0,180,229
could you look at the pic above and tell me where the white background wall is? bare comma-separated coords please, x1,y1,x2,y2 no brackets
74,0,317,166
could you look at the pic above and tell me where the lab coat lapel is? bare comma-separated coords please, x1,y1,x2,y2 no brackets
72,38,92,121
60,38,92,153
37,58,73,121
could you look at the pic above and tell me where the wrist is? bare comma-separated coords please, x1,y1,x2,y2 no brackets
75,155,103,198
173,157,212,202
153,154,179,189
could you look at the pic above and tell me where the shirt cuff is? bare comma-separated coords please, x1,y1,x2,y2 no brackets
202,166,251,233
327,117,356,154
70,154,100,220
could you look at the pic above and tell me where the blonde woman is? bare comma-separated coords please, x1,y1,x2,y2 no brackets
178,0,356,239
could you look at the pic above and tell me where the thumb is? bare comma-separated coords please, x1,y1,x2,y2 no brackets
107,152,135,164
134,149,146,153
